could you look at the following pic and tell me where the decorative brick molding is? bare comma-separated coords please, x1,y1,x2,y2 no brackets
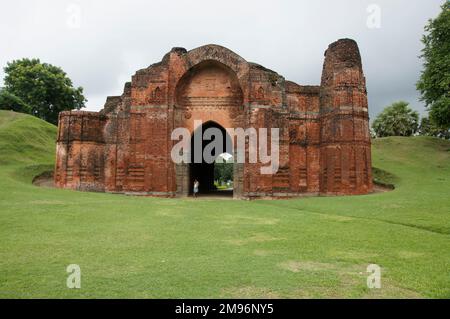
55,40,373,198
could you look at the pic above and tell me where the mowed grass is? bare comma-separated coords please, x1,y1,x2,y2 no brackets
0,110,449,298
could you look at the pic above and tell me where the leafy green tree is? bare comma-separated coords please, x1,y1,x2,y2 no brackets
3,58,86,124
0,89,31,113
372,101,419,137
417,2,450,129
214,158,233,185
419,116,450,139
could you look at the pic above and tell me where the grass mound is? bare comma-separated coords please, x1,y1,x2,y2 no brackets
0,111,449,299
0,110,56,166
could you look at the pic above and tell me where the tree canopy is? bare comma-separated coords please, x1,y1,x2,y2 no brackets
417,2,450,129
214,156,233,184
0,89,31,114
419,116,450,139
372,101,419,138
3,58,86,124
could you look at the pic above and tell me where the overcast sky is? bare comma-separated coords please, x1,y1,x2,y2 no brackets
0,0,444,120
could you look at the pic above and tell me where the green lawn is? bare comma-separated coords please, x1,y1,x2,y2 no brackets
0,110,449,298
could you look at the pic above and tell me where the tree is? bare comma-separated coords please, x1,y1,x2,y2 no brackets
417,2,450,129
214,156,234,185
3,58,86,124
0,89,31,113
372,101,419,137
419,116,450,139
214,162,233,184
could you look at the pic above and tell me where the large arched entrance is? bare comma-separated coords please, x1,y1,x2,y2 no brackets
173,59,245,198
189,121,233,197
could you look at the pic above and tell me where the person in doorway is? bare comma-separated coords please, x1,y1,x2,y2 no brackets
193,179,199,198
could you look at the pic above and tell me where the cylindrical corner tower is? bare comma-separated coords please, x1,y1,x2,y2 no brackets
319,39,373,195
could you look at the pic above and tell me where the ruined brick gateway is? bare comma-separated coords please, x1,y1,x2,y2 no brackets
54,39,373,199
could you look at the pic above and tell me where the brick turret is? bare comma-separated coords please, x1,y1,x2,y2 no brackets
319,39,373,194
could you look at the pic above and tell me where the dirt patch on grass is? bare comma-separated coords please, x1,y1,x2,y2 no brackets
221,215,280,226
278,260,335,273
226,233,284,246
253,249,272,256
319,214,355,222
29,199,66,205
32,170,54,188
373,183,395,193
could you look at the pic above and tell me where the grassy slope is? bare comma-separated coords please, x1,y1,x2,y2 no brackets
0,110,449,298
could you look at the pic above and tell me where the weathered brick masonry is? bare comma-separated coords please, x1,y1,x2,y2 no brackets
54,39,373,198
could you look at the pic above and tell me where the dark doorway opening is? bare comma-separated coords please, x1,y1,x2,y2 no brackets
189,121,233,197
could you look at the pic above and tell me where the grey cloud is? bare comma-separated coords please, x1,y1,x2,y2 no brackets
0,0,444,119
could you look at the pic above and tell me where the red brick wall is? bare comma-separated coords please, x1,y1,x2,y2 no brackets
55,41,373,198
54,111,106,191
319,39,373,195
